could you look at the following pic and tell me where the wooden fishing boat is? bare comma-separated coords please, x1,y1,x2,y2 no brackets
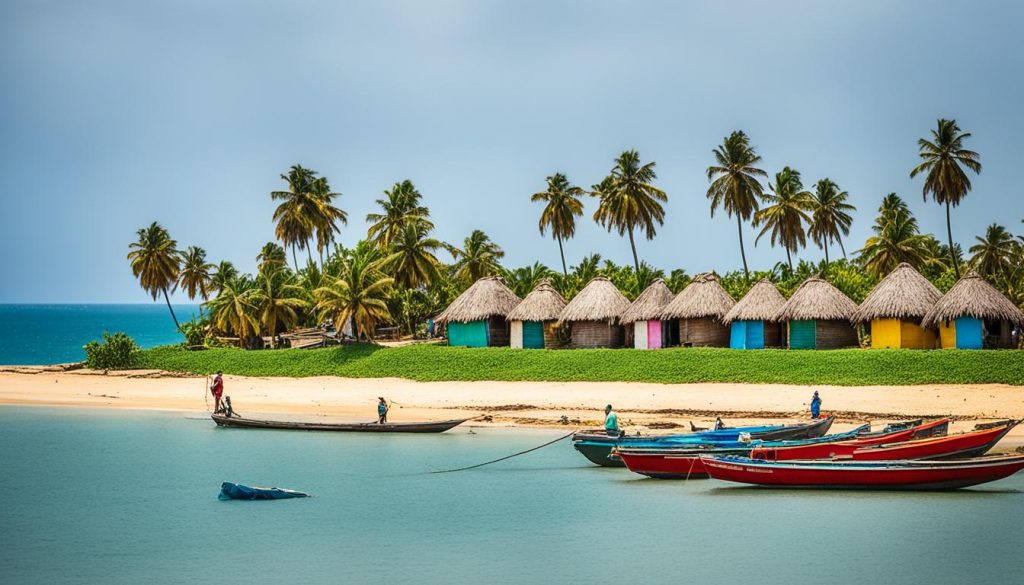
851,418,949,444
212,413,472,433
700,454,1024,490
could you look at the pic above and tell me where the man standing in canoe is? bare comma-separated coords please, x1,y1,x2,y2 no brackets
604,404,620,437
377,397,389,424
210,371,224,413
810,391,822,419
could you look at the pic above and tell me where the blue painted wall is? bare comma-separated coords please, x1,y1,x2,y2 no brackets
954,317,983,349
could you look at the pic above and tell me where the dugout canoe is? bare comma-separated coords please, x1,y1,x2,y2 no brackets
212,413,472,433
700,454,1024,490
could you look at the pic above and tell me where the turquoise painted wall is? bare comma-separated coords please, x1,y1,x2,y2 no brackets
448,320,489,347
522,321,545,349
789,320,816,349
730,321,747,349
745,320,764,349
954,317,984,349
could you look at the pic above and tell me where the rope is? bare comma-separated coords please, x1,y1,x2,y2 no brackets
430,430,577,474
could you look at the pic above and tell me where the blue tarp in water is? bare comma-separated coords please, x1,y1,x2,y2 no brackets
219,482,310,501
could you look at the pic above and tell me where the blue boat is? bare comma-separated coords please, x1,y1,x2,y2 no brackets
218,482,310,501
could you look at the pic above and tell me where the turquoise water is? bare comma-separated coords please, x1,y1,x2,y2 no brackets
1,407,1022,584
0,304,199,365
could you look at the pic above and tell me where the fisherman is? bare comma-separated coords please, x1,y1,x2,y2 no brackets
210,371,224,413
713,417,725,431
810,391,822,419
604,404,620,437
377,397,389,424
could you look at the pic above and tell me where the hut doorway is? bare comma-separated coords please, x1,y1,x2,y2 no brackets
789,320,816,349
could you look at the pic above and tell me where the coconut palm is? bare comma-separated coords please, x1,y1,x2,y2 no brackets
256,243,288,274
504,262,554,298
808,178,855,265
706,131,767,280
204,277,259,348
754,167,813,269
127,222,182,329
858,194,931,277
531,173,585,275
271,164,319,269
250,267,308,348
315,242,394,340
210,261,239,295
910,119,982,279
592,150,667,272
969,223,1018,283
311,176,347,264
177,246,214,309
449,229,506,284
367,180,433,250
385,220,443,289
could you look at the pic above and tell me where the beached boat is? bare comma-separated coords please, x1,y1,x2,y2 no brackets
853,418,949,443
700,454,1024,490
219,482,309,500
212,413,472,433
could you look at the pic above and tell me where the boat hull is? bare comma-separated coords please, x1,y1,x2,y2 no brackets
219,482,309,500
212,414,470,433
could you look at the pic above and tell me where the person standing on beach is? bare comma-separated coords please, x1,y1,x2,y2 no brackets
210,371,224,413
377,397,389,424
604,404,620,436
810,391,822,419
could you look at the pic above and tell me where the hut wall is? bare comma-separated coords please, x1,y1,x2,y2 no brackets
522,321,545,349
731,320,766,350
788,320,816,349
543,321,562,349
764,321,783,348
815,320,858,349
996,320,1014,349
510,321,523,349
938,320,956,349
954,317,983,349
448,321,488,347
900,320,936,349
633,321,648,349
679,318,730,347
647,320,663,349
488,316,510,347
571,320,624,349
872,318,935,349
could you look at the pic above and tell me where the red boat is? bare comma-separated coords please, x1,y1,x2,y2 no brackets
853,418,949,444
700,454,1024,490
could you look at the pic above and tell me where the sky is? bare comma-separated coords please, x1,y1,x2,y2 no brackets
1,0,1022,303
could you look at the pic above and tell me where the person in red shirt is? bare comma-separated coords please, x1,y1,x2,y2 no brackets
210,371,224,413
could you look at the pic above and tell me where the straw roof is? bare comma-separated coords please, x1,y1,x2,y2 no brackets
922,270,1024,328
723,278,786,324
775,276,858,321
620,278,675,323
660,273,735,320
436,276,521,324
558,276,631,323
507,279,567,322
852,263,942,323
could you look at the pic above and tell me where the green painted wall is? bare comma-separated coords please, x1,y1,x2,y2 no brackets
522,321,545,349
789,320,816,349
448,320,489,347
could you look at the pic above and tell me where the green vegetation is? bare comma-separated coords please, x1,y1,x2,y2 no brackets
84,332,140,370
136,344,1024,386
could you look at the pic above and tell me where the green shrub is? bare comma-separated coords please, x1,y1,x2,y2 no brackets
180,319,207,348
83,332,140,369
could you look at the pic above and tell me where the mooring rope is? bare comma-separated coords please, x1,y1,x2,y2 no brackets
430,430,578,474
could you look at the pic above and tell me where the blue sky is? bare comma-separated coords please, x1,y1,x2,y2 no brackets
1,0,1022,303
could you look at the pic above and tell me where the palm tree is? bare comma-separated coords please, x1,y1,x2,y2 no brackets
858,194,931,277
250,267,308,348
367,180,433,250
808,179,855,265
706,131,767,280
531,173,585,275
311,176,347,263
449,229,506,284
592,150,667,272
210,261,239,295
271,164,319,269
385,220,443,288
969,223,1018,282
754,167,813,269
127,222,182,329
204,277,259,348
178,246,214,310
910,119,982,279
504,262,554,297
315,242,394,340
256,242,288,274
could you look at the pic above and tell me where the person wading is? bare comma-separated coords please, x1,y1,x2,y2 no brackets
210,371,224,413
604,404,620,437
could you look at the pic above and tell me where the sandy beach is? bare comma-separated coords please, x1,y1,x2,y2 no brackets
2,367,1022,448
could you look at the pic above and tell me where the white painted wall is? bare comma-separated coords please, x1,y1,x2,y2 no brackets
634,321,648,349
510,321,523,349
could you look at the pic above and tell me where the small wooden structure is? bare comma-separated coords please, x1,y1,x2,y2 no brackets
853,263,942,349
775,276,859,349
507,279,567,349
436,276,521,347
723,278,786,349
619,278,675,349
922,270,1024,349
660,273,735,347
558,276,631,348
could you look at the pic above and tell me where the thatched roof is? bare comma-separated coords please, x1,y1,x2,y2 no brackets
775,276,858,321
436,276,521,324
922,270,1024,328
723,278,786,324
620,278,674,323
853,263,941,323
507,279,567,322
660,273,735,320
559,276,631,323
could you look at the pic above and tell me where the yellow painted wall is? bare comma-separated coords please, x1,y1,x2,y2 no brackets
899,320,936,349
871,319,902,349
938,321,956,349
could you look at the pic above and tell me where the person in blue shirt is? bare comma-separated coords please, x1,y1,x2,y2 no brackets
604,404,620,436
810,391,822,419
713,417,725,431
377,397,389,424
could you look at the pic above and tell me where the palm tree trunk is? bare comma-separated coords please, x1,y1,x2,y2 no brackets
291,245,299,272
162,288,181,331
318,246,324,267
627,227,640,272
823,237,830,266
557,234,568,275
736,215,749,281
306,243,314,267
837,236,848,260
786,247,793,270
350,316,359,341
946,200,960,279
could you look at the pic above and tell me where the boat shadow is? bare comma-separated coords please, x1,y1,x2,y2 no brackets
703,485,1022,497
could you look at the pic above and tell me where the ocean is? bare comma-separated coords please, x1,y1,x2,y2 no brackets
0,304,199,365
0,406,1022,584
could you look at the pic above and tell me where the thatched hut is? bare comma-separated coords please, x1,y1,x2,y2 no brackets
723,278,786,349
436,276,521,347
660,273,735,347
775,276,859,349
558,276,631,348
852,263,941,349
507,279,567,349
922,270,1024,349
620,278,675,349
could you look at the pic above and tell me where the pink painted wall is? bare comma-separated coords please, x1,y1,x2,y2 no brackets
647,320,663,349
